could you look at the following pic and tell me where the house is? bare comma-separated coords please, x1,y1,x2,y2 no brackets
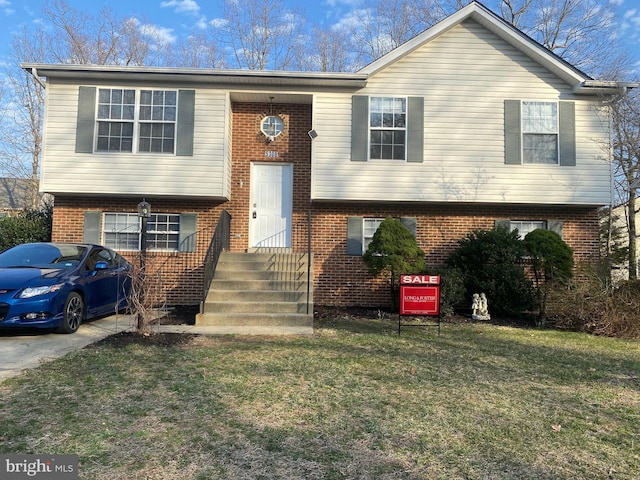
22,2,628,326
606,203,638,282
0,178,52,217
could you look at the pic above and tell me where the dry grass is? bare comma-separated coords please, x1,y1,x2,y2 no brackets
1,312,639,479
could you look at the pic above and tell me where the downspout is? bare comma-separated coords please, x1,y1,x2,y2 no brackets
29,68,47,90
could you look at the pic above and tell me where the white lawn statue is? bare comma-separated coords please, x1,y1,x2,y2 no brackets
471,292,491,321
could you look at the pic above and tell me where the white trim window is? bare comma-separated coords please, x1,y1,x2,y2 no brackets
363,218,384,252
369,97,406,160
103,212,181,251
510,220,546,239
147,214,181,250
96,88,177,154
521,101,558,164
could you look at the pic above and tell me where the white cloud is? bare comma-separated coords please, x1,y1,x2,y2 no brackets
325,0,361,7
160,0,200,15
139,23,177,45
209,18,228,29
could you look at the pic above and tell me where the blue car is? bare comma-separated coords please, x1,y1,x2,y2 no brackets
0,243,132,334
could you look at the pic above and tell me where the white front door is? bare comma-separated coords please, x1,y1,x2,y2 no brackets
249,163,293,249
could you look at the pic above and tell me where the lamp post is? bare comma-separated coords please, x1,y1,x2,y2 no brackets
137,200,151,329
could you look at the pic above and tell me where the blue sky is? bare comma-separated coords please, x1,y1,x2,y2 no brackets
0,0,638,76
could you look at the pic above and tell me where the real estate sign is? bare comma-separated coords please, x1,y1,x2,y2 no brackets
399,275,440,316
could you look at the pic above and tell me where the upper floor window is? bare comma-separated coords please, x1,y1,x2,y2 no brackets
96,88,177,154
370,97,407,160
521,101,558,164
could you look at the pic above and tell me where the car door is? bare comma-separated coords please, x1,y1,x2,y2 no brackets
83,248,127,317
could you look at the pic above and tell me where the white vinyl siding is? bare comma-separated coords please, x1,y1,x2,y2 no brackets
311,19,611,206
41,82,229,199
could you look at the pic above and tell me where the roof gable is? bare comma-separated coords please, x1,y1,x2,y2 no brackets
357,1,619,94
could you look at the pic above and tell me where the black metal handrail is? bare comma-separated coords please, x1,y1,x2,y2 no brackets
202,210,231,299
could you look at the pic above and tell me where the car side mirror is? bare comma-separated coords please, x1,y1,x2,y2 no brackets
94,261,109,270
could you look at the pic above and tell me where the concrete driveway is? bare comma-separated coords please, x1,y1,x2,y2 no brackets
0,314,135,382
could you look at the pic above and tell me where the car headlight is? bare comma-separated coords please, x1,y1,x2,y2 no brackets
18,284,64,299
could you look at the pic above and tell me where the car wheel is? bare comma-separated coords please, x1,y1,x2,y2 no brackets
57,292,84,334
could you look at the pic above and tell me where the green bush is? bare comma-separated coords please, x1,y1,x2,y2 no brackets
363,217,425,280
445,226,536,317
0,206,53,251
428,266,466,318
363,217,425,309
523,229,573,316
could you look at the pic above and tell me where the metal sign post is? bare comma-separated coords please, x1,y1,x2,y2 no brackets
398,274,441,335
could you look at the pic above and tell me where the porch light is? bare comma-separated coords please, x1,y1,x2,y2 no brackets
138,199,151,218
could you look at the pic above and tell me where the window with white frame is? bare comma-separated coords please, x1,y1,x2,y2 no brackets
96,88,177,154
370,97,406,160
510,220,546,239
147,214,180,250
521,101,558,164
102,212,181,251
363,218,384,253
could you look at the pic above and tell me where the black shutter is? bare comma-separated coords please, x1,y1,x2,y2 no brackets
176,90,195,156
76,87,96,154
351,96,368,162
504,100,521,165
347,217,364,255
178,213,197,252
83,211,101,244
559,102,576,166
407,97,424,163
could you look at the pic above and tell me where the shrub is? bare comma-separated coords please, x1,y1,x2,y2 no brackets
363,217,425,309
523,229,574,316
546,264,640,338
363,217,425,280
0,206,53,251
428,266,466,318
445,226,536,317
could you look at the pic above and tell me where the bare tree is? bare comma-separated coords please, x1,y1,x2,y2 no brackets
607,88,640,278
301,25,355,72
213,0,306,70
165,32,226,69
43,0,153,66
499,0,623,78
349,0,450,67
0,26,48,209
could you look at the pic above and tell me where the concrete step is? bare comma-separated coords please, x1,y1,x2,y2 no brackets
208,279,309,291
199,251,314,333
213,269,309,281
195,312,313,327
201,300,311,314
205,289,311,303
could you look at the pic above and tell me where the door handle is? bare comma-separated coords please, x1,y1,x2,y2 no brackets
252,211,257,219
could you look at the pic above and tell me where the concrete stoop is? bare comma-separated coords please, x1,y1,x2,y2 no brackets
196,251,313,334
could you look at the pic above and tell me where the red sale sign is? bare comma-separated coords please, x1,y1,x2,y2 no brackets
399,275,440,316
400,285,440,315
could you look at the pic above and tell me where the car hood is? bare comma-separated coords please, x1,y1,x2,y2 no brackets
0,267,66,290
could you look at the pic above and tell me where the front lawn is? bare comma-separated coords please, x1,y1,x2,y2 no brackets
1,312,639,479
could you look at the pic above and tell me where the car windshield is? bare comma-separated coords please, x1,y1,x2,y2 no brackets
0,244,87,268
